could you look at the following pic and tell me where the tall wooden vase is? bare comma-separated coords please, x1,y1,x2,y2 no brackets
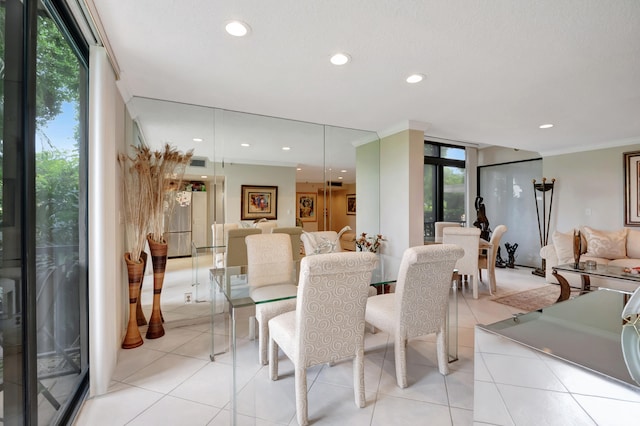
135,251,148,326
122,253,144,349
146,235,167,339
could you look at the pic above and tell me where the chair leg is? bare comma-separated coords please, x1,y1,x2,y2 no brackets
394,335,408,388
295,366,309,426
472,276,478,299
269,337,279,381
249,316,256,340
353,350,366,408
259,319,269,365
478,268,483,282
436,329,449,375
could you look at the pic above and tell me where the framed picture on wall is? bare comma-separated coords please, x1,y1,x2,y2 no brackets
346,194,356,215
241,185,278,220
297,192,317,222
624,151,640,226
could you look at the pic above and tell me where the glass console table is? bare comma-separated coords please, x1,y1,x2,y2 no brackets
208,255,460,425
553,263,640,301
190,242,225,302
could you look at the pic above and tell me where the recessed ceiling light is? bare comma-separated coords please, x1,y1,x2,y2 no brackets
282,146,291,151
330,53,350,66
539,123,554,129
338,176,343,180
241,143,250,147
225,21,250,37
341,169,347,173
200,175,208,179
406,74,425,84
296,167,302,171
192,137,203,142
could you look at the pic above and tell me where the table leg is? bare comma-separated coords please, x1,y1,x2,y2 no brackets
551,271,572,302
580,275,591,294
231,305,237,426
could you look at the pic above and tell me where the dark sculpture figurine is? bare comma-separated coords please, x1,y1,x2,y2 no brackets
504,242,518,269
473,196,491,241
495,246,507,268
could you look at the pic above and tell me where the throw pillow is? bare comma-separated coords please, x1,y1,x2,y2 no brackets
627,229,640,258
552,230,576,264
582,226,627,259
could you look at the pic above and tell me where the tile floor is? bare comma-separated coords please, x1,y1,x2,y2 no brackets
73,254,550,425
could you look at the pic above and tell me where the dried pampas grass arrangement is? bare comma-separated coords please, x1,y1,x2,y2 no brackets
118,143,193,259
118,149,153,264
146,144,193,243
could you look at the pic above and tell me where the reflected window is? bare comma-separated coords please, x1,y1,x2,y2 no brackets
423,142,466,241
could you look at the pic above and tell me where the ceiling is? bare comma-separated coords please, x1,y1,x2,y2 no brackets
91,0,640,158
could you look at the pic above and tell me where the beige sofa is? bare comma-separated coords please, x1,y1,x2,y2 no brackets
540,226,640,293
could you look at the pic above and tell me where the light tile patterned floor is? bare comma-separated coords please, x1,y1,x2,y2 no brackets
74,255,549,425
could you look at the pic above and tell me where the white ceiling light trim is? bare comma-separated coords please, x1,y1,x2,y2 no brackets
330,53,351,65
539,123,554,129
225,20,250,37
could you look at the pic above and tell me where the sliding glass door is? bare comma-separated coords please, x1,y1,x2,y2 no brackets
1,0,89,423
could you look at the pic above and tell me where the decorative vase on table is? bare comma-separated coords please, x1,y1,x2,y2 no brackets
122,252,145,349
146,235,167,339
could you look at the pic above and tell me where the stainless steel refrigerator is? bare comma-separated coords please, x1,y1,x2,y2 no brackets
164,192,192,258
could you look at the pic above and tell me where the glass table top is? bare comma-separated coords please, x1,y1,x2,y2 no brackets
555,263,640,283
480,288,640,388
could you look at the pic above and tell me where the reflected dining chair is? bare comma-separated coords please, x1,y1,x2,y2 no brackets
364,244,464,388
268,252,378,425
443,227,481,298
255,220,278,234
300,230,341,255
478,224,507,294
271,226,303,261
225,228,261,267
245,233,297,365
434,221,461,243
211,223,239,267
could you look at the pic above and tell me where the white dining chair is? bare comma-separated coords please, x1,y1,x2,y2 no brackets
478,224,508,293
443,226,481,298
364,244,464,388
268,251,378,425
434,221,461,243
245,233,297,365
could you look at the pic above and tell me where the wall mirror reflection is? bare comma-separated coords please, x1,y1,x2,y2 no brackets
125,97,379,323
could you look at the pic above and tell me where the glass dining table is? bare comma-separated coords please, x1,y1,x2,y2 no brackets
208,254,459,424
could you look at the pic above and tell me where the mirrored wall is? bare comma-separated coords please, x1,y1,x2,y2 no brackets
125,97,380,320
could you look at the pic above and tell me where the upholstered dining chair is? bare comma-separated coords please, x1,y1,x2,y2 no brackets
271,226,303,261
268,252,379,426
434,221,461,243
478,224,508,294
442,226,481,298
225,228,261,267
300,230,341,255
211,223,239,267
245,233,297,365
364,244,464,388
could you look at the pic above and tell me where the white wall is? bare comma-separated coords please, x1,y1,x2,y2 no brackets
88,46,125,396
223,163,297,226
543,144,640,233
356,140,380,236
380,131,410,260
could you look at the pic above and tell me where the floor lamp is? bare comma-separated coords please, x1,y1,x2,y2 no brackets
532,178,556,277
